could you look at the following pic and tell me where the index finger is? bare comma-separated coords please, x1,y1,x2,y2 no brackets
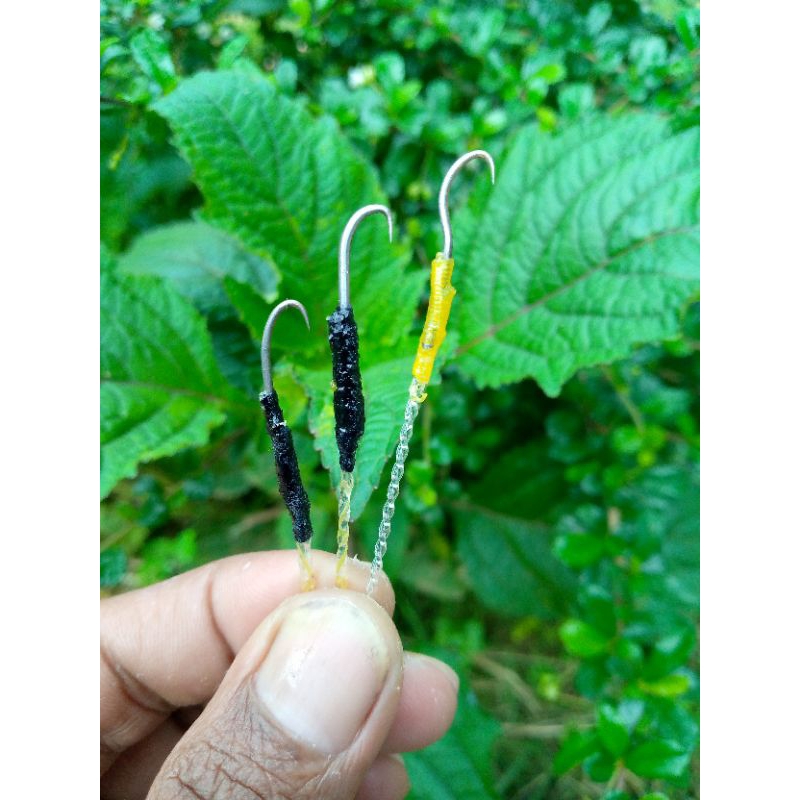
100,550,393,773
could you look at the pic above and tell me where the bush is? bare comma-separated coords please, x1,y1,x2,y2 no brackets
100,1,699,797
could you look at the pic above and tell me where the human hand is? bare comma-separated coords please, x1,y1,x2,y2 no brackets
101,551,458,799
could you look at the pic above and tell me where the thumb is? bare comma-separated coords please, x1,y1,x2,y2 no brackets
148,589,404,800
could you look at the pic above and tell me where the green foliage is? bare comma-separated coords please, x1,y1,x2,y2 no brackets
100,1,699,797
153,69,420,351
100,547,127,588
119,220,279,312
100,251,239,498
454,445,578,619
406,677,502,800
452,116,699,395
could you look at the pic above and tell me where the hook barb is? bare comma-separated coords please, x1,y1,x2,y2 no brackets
338,204,393,308
261,299,310,395
438,149,495,259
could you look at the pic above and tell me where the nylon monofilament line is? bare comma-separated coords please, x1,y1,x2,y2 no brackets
367,151,495,595
328,205,393,588
259,299,316,590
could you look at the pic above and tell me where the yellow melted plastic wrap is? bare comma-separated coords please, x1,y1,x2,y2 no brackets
334,470,355,588
296,540,315,591
412,253,456,383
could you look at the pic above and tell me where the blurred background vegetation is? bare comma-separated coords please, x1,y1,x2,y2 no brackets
100,1,699,798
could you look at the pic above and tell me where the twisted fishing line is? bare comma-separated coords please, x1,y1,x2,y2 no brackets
367,378,426,593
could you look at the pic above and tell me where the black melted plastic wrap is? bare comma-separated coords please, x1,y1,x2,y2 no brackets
260,390,313,543
327,306,365,473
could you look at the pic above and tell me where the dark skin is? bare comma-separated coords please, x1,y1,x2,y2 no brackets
100,550,458,800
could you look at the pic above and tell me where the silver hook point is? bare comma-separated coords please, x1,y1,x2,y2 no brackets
438,150,495,259
338,204,393,308
261,299,310,395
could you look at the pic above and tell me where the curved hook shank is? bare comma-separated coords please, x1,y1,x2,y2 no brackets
438,149,495,259
338,204,393,308
261,299,310,395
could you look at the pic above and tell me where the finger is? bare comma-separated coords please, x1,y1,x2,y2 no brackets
382,652,459,753
148,590,404,800
101,716,183,800
102,705,204,800
356,755,409,800
101,551,393,772
102,652,456,798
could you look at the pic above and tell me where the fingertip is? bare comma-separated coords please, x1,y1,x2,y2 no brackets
382,652,459,754
406,652,459,693
244,589,403,756
356,755,410,800
207,550,395,651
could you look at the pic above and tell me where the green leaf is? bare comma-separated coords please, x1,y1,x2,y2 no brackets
449,7,505,57
154,70,421,366
597,703,629,757
617,698,646,731
639,674,690,698
468,443,567,520
375,51,405,89
554,532,606,567
581,587,617,638
395,549,465,601
675,9,700,50
453,441,575,617
101,261,239,498
223,276,274,341
535,63,567,84
559,83,596,119
405,693,501,799
622,465,700,621
584,749,616,782
218,34,250,69
554,728,601,775
455,506,577,619
648,699,699,751
587,2,612,35
129,29,177,93
630,35,668,72
288,0,311,26
643,627,697,679
559,619,612,658
536,105,558,132
625,739,691,780
452,115,699,396
100,548,127,588
136,528,199,585
611,638,644,676
119,221,279,314
273,59,298,92
389,80,422,112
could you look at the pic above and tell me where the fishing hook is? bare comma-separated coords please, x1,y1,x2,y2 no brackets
338,204,393,309
260,298,310,396
438,149,495,259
